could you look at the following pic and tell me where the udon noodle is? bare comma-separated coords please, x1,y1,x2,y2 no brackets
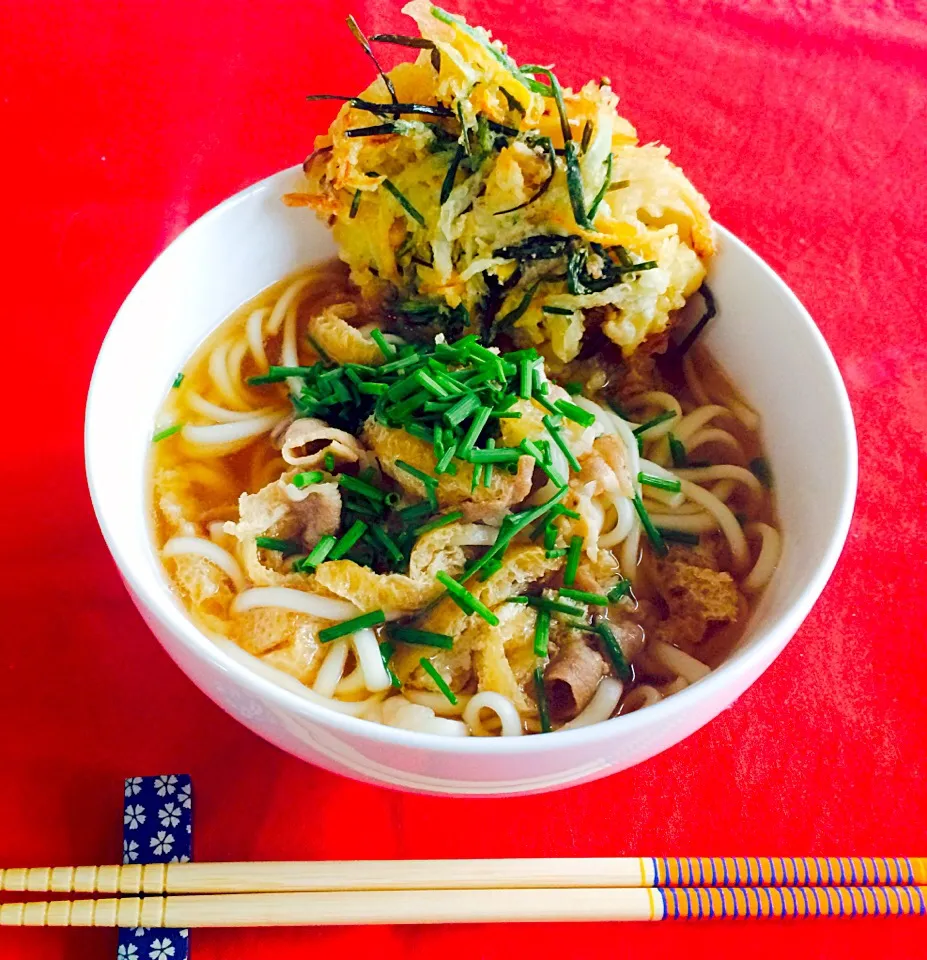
151,266,780,736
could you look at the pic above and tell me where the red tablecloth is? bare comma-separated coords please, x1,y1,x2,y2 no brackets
3,0,926,956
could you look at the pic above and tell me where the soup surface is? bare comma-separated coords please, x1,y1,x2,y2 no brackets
151,263,780,736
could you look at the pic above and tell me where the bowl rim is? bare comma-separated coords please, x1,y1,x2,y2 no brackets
85,165,858,756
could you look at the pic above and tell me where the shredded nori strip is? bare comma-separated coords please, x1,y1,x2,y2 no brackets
673,283,717,356
346,15,399,104
494,136,557,215
369,33,436,49
306,94,454,118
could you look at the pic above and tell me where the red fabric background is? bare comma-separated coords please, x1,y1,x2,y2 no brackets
2,0,926,956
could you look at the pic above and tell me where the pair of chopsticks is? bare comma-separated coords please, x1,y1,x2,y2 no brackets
2,857,925,927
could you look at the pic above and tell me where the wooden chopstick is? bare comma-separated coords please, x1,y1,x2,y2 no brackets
2,857,923,895
2,886,926,927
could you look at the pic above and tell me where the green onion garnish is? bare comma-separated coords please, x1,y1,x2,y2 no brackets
749,456,773,488
533,608,551,657
594,621,631,682
379,640,402,688
554,400,596,428
546,548,567,559
519,438,566,487
434,442,458,474
564,383,583,397
396,459,438,491
291,470,324,489
324,452,336,471
534,667,551,732
414,511,463,536
318,609,386,644
338,474,386,503
543,522,558,551
255,536,302,556
463,446,521,464
436,571,499,625
419,656,458,704
543,415,581,472
509,595,585,616
518,356,533,400
349,189,362,218
397,502,433,525
294,534,337,571
632,410,677,435
172,372,184,388
559,587,609,606
328,520,368,560
368,525,404,565
668,432,688,468
638,472,682,493
390,627,454,650
369,328,395,360
657,528,700,545
564,535,583,586
444,392,481,427
607,579,632,603
152,424,182,442
632,493,667,556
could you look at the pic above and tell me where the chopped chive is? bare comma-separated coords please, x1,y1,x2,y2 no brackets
632,410,677,435
291,470,324,489
419,656,458,705
564,535,583,586
543,415,581,472
459,405,491,452
632,493,668,556
384,492,401,507
443,392,481,427
463,446,521,464
559,587,609,606
519,438,566,487
378,177,425,226
518,356,533,399
247,364,318,384
390,627,454,650
349,189,362,218
413,510,463,536
152,424,182,442
318,609,386,644
749,456,773,488
324,452,336,471
546,548,567,559
338,474,386,503
396,501,434,525
607,579,633,604
607,399,631,420
668,432,688,468
482,438,495,487
439,144,465,205
543,522,558,551
534,666,551,732
379,640,402,688
434,442,458,474
171,372,184,388
369,328,395,360
328,520,368,560
295,534,337,571
471,462,484,491
638,472,682,493
542,306,574,316
414,369,450,398
554,399,596,428
254,536,302,556
510,595,585,616
657,528,701,545
368,525,404,565
594,622,631,682
533,608,551,657
436,571,499,625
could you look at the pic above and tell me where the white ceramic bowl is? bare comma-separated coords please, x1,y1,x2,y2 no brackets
85,166,856,796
